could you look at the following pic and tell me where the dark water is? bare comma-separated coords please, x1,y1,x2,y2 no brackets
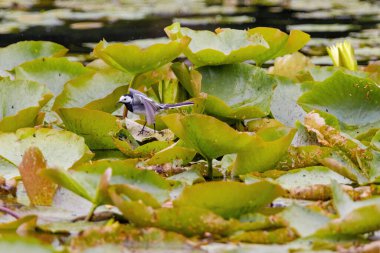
0,0,379,62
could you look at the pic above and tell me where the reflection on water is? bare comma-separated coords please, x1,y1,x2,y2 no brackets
0,0,378,62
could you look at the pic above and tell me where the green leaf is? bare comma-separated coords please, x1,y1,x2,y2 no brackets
52,68,132,112
114,138,172,158
109,188,233,236
161,113,251,160
281,204,330,237
0,78,53,132
59,108,122,150
314,181,380,236
44,159,171,206
173,181,284,219
371,130,380,151
247,27,310,66
0,41,67,71
93,37,190,74
171,62,201,97
276,166,352,190
298,71,380,128
0,236,56,253
0,128,93,171
146,142,197,166
234,126,296,175
165,23,269,66
199,63,277,119
15,57,91,97
271,78,311,127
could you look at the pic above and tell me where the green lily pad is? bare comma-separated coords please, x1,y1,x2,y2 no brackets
199,63,277,119
14,57,91,97
52,68,132,112
276,166,352,190
0,78,53,132
59,108,122,150
371,130,380,151
174,181,284,219
308,66,367,82
0,236,56,253
0,128,93,170
114,138,171,158
298,71,380,128
168,168,205,185
44,159,171,206
93,37,190,74
0,41,67,71
171,62,201,97
281,204,330,237
146,142,197,166
314,181,380,236
234,126,296,175
271,77,311,127
165,22,269,66
161,113,251,160
247,27,310,66
0,215,37,231
109,188,233,236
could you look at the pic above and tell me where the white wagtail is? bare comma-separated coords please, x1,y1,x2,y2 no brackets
118,88,194,133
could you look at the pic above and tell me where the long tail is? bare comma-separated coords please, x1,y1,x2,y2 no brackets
161,101,194,109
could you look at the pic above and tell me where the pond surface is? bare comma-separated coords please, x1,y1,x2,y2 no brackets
0,0,379,63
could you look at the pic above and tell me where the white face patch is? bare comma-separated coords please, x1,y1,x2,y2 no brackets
119,95,133,104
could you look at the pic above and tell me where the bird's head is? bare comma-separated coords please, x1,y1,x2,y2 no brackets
118,94,134,112
118,94,133,105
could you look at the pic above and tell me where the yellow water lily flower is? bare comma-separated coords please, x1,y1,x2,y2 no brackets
327,40,358,71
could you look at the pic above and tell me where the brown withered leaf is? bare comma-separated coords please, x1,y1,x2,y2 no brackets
18,147,57,206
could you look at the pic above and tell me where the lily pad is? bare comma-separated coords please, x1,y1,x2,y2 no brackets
281,204,330,237
199,63,277,119
165,22,269,66
0,236,56,253
146,142,197,166
52,68,132,113
109,188,233,236
59,108,122,150
18,147,57,206
314,181,380,236
15,57,91,97
298,71,380,128
93,37,190,74
234,126,296,175
276,166,352,190
271,77,311,127
0,78,53,132
247,27,310,66
0,128,93,170
174,181,284,219
0,41,67,71
114,138,171,158
44,159,171,207
161,113,251,160
171,62,201,97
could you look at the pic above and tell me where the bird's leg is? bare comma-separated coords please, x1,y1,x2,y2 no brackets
138,122,147,135
122,106,128,118
153,123,156,133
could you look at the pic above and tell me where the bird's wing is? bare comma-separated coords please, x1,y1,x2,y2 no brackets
128,88,147,98
140,98,160,125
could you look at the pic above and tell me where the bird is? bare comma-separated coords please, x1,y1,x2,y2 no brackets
118,88,194,134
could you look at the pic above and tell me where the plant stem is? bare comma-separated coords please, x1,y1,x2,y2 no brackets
207,158,213,180
85,204,97,221
0,205,20,219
